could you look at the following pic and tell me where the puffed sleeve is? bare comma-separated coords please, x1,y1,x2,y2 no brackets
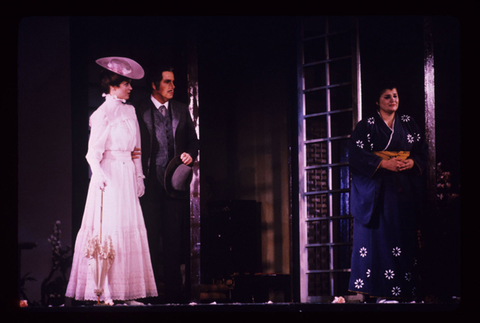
85,108,109,189
133,116,145,179
132,111,145,197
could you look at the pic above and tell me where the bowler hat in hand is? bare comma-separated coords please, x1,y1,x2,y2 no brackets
164,155,193,198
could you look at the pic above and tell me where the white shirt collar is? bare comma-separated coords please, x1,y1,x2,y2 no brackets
150,95,169,110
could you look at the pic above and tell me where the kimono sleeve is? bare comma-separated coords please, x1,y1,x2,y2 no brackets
348,120,382,178
407,118,428,175
348,120,382,226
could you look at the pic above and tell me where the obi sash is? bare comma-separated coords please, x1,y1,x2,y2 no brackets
373,151,410,161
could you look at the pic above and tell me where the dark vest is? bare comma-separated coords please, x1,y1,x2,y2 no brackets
151,106,174,168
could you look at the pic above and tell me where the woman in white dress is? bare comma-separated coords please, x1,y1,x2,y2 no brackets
66,57,157,305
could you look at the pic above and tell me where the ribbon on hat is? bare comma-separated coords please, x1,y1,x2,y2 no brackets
107,59,132,76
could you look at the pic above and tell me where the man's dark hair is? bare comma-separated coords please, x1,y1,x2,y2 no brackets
148,65,174,90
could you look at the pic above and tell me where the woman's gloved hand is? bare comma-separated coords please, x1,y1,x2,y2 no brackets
91,172,107,191
136,176,145,197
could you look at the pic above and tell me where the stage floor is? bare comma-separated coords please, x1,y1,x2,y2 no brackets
14,302,467,323
18,302,460,313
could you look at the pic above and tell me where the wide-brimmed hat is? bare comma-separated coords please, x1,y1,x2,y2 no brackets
96,56,145,79
164,155,193,198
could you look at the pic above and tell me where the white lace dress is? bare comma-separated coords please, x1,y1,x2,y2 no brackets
66,95,157,301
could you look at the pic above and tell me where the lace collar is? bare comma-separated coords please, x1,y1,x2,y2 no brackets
102,93,126,103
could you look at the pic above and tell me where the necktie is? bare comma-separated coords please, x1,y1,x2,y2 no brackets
159,105,166,116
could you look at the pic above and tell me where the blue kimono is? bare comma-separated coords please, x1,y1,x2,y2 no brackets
348,112,427,299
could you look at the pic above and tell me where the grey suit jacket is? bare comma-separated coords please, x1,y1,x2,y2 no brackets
134,97,199,179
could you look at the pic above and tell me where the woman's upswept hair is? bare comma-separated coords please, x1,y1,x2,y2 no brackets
100,69,131,94
375,81,399,102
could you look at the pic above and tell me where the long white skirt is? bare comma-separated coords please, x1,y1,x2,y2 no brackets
66,153,157,301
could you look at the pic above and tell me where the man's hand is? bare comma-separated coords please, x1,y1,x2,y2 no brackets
132,147,141,160
180,152,193,165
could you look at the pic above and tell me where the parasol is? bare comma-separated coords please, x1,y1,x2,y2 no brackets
84,189,115,305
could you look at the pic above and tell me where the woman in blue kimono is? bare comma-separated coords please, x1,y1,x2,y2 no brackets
348,84,427,302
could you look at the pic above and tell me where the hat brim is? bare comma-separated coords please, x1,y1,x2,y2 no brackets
164,155,193,199
96,56,145,80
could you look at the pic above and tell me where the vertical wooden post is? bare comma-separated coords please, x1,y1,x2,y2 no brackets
187,33,201,302
424,16,437,205
354,17,362,127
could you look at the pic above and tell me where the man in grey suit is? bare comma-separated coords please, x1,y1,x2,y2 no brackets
133,65,199,303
